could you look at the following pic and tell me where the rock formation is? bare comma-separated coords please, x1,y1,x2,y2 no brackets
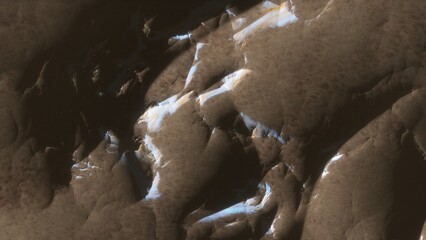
0,0,425,239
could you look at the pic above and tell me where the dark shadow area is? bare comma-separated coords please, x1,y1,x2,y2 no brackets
387,132,426,240
202,138,261,212
296,73,414,238
253,205,278,239
175,112,267,239
16,0,262,190
305,73,413,184
121,151,152,201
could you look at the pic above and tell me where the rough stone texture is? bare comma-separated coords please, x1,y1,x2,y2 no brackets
0,0,425,239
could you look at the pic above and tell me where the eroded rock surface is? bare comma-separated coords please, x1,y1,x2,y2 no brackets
0,0,425,239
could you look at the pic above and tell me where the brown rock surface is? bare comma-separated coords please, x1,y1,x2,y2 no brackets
0,0,425,239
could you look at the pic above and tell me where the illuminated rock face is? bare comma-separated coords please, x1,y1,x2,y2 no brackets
0,0,425,239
